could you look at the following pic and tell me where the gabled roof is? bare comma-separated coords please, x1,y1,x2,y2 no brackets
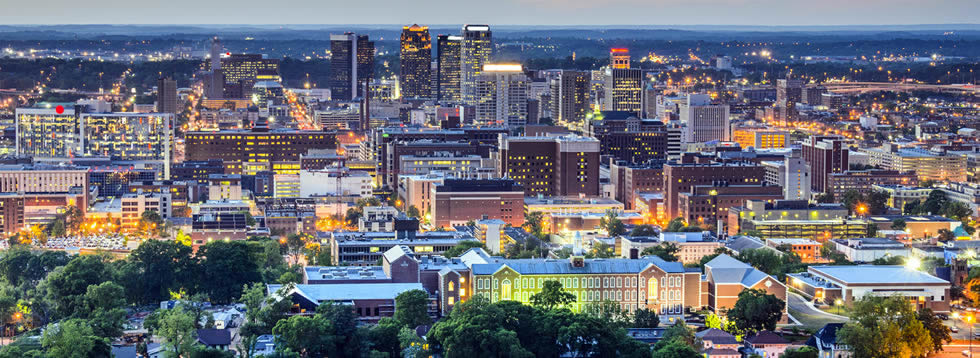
705,254,778,288
746,330,789,345
806,323,845,349
695,328,738,345
196,329,232,346
382,245,415,264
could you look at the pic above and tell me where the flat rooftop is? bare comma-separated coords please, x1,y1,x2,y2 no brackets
305,266,388,281
809,265,949,285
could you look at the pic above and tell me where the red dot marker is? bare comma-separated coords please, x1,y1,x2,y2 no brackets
55,105,64,114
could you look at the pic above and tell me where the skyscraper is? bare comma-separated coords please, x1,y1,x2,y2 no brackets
549,70,591,125
330,33,375,101
610,48,630,69
679,94,730,143
776,78,804,122
205,36,224,99
460,25,493,105
157,77,177,114
436,35,462,103
475,64,528,127
400,25,432,99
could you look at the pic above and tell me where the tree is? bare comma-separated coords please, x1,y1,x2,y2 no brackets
175,230,193,247
587,242,615,258
599,210,626,236
523,211,546,237
917,308,951,352
726,289,784,334
652,339,701,358
633,308,660,328
630,224,657,237
394,289,431,329
368,318,402,357
871,255,904,265
530,280,575,310
654,321,699,351
273,314,336,357
41,319,110,358
837,295,934,358
665,218,687,232
139,210,165,237
43,255,112,318
891,219,907,231
149,306,200,358
643,242,680,261
194,241,262,304
405,205,421,219
129,239,196,304
442,240,487,258
781,346,818,358
81,281,128,339
866,222,879,237
937,228,955,242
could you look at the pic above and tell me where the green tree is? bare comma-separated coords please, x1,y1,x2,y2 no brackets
837,295,934,358
665,218,687,232
405,205,421,218
128,239,196,304
781,346,818,358
43,255,112,318
587,242,615,258
891,219,907,231
917,308,951,352
530,280,576,310
726,289,784,334
599,210,626,236
633,308,660,328
643,242,680,261
80,281,128,339
937,228,956,242
394,289,431,328
654,321,700,351
148,306,199,358
630,224,657,237
523,211,545,237
442,240,487,258
866,222,879,237
652,339,701,358
368,318,402,357
195,241,262,304
41,319,110,358
139,210,165,237
273,314,336,357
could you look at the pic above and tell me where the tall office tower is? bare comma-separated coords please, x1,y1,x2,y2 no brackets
220,54,281,98
330,33,375,101
641,84,660,118
679,94,730,143
549,70,591,125
399,24,432,99
801,135,849,194
157,77,177,114
475,64,528,127
776,78,804,121
205,37,224,99
763,154,812,200
436,35,462,102
602,49,643,115
460,25,493,105
609,48,630,69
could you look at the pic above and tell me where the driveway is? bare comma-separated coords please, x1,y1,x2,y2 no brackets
786,292,848,330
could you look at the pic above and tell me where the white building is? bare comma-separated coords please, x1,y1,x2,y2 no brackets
397,173,445,221
831,237,909,262
475,64,528,127
762,155,811,200
398,153,495,180
121,192,172,230
679,94,730,143
299,170,373,198
358,206,398,232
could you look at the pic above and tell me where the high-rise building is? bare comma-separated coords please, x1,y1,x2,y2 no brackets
609,48,630,69
436,35,462,103
499,135,600,197
221,54,280,98
399,25,432,99
550,70,591,125
184,128,337,175
801,135,849,194
762,154,812,200
157,77,177,114
331,33,375,101
15,107,173,166
602,65,643,115
205,37,224,99
460,25,492,105
475,64,528,127
776,78,803,121
586,111,668,164
679,94,730,143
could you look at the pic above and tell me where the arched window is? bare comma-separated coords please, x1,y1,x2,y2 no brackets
501,279,512,300
448,281,455,292
647,277,658,301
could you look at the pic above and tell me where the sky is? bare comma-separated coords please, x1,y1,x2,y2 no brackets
0,0,977,26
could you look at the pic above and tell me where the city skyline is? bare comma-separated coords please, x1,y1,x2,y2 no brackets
0,0,978,26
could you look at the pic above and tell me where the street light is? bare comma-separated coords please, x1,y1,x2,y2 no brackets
835,298,844,315
967,314,974,358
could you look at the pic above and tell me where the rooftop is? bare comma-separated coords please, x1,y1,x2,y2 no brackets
472,256,685,276
269,283,425,301
304,266,388,281
809,265,949,285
